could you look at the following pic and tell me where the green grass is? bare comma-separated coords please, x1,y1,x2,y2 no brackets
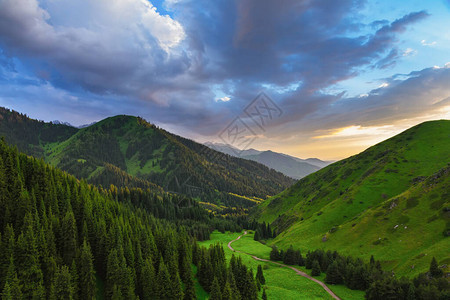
199,231,364,299
255,120,450,277
192,264,209,300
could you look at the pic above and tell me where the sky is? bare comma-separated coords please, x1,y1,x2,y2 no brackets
0,0,449,160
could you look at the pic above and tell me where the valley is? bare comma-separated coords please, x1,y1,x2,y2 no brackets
0,107,448,299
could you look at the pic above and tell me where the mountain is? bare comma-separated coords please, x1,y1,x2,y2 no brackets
242,151,321,179
204,142,262,157
0,134,250,299
0,107,294,207
253,120,450,276
205,142,330,179
51,120,75,127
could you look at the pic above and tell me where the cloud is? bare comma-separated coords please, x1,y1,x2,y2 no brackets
421,39,437,46
216,96,231,102
0,0,442,149
304,65,450,132
402,48,417,56
0,0,187,100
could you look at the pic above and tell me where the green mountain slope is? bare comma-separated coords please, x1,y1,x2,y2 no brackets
0,108,294,207
0,107,78,158
0,134,220,299
254,120,450,276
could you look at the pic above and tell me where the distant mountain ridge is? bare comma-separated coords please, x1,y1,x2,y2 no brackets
204,142,332,179
0,107,294,207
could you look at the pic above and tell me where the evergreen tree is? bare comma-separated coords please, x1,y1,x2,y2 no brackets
297,252,305,266
2,257,22,300
172,271,184,300
349,265,368,290
106,249,120,299
429,257,443,278
70,260,79,300
226,269,240,300
79,240,96,300
156,259,172,299
406,283,415,300
283,246,297,265
262,287,267,300
221,279,232,300
210,277,222,300
269,247,280,261
311,260,321,276
305,252,313,269
15,228,45,298
253,230,260,241
111,285,122,300
1,282,12,300
61,211,77,266
183,269,196,300
325,261,343,284
54,265,73,300
256,265,265,285
141,258,156,299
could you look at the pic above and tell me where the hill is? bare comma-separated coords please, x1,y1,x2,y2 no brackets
0,107,294,207
205,142,330,179
243,151,321,179
0,134,258,299
253,120,450,276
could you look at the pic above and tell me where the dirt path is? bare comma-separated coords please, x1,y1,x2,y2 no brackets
228,231,341,300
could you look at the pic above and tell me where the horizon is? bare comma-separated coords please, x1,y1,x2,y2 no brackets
2,104,447,162
1,0,449,160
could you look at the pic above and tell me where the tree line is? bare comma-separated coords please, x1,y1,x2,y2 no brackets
269,246,449,299
0,138,216,299
193,243,266,300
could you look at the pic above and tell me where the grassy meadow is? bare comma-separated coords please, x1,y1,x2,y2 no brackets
198,231,365,299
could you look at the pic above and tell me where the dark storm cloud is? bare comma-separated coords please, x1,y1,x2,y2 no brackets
0,0,440,138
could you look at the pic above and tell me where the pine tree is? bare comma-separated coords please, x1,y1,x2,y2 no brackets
15,228,45,298
298,252,305,266
106,249,121,299
221,279,232,300
269,247,280,261
54,265,73,300
283,246,296,265
70,260,79,300
429,257,443,278
253,230,260,241
172,271,184,300
156,259,172,299
348,265,368,290
262,287,267,300
369,255,375,266
256,265,265,285
2,257,22,300
311,260,321,276
406,283,416,300
325,261,342,284
226,269,240,300
111,285,122,300
210,277,222,300
183,268,196,300
79,240,96,300
141,258,156,299
61,211,77,266
305,252,313,269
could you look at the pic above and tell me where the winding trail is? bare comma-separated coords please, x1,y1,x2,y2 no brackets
228,231,341,300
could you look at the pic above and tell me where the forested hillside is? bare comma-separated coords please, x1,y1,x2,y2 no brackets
254,120,450,276
0,137,261,299
0,108,294,208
